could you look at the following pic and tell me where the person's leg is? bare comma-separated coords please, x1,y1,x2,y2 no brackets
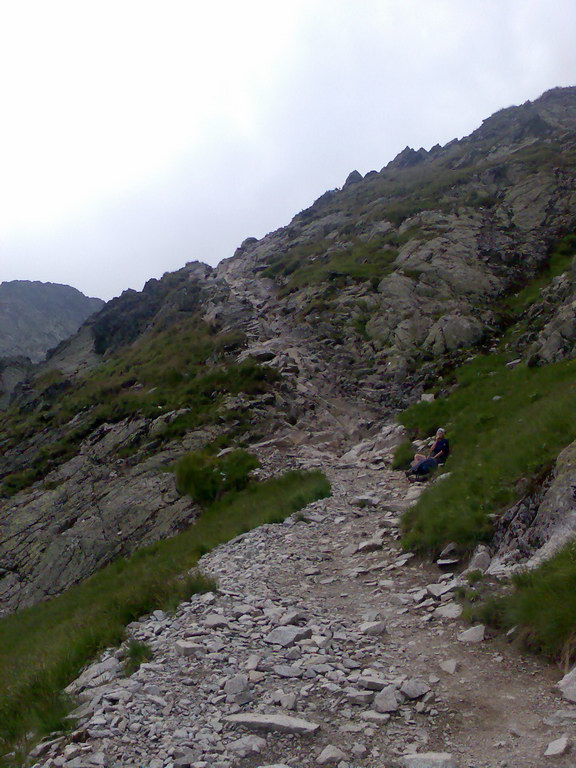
415,457,438,478
407,457,425,478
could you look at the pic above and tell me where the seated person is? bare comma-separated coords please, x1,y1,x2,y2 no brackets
406,428,450,480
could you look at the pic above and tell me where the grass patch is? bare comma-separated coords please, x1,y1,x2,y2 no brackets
122,640,153,675
0,469,330,763
476,541,576,663
391,439,414,470
263,236,399,296
400,354,576,554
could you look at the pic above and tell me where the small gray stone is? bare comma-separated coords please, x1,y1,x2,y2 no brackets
353,494,379,508
357,673,389,691
175,640,203,657
203,614,229,629
264,626,312,647
279,610,306,626
434,603,462,619
558,667,576,703
357,539,382,553
401,753,457,768
457,624,485,643
346,688,374,705
544,736,571,756
374,685,400,713
317,745,347,764
227,735,266,757
468,545,491,573
273,664,303,678
359,621,386,636
224,674,249,695
224,713,319,734
359,710,391,723
401,678,431,699
439,660,458,675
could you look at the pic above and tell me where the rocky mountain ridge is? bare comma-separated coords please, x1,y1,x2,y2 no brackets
1,85,576,617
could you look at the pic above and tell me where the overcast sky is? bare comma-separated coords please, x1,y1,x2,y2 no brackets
0,0,574,301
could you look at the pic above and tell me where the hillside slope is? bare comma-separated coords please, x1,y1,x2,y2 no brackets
1,85,576,617
2,84,576,767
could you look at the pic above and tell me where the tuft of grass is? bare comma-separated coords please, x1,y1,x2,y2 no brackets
392,439,415,470
465,569,484,585
122,640,153,675
0,470,330,762
476,542,576,664
400,353,576,554
175,449,259,505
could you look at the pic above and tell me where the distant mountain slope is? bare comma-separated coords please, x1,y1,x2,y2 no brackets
0,281,104,363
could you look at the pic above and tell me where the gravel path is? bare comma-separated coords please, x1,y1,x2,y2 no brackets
32,454,576,768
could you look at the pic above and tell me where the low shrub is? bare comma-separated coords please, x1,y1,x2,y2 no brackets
122,640,153,675
175,449,260,504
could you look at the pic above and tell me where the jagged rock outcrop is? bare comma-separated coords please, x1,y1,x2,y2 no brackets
0,280,103,363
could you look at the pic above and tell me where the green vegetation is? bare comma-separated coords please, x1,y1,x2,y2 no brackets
399,353,576,554
0,319,280,497
0,469,330,763
122,640,153,675
477,542,576,662
391,439,414,470
263,235,399,296
175,449,260,504
465,569,484,585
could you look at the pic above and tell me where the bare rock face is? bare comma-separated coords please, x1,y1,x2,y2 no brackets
490,440,576,574
0,281,103,363
218,87,576,406
0,417,198,616
525,264,576,366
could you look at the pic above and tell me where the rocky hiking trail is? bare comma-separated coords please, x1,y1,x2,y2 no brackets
32,448,576,768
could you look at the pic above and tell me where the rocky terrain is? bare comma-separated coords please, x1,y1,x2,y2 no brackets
29,437,576,768
2,86,576,767
3,86,576,614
